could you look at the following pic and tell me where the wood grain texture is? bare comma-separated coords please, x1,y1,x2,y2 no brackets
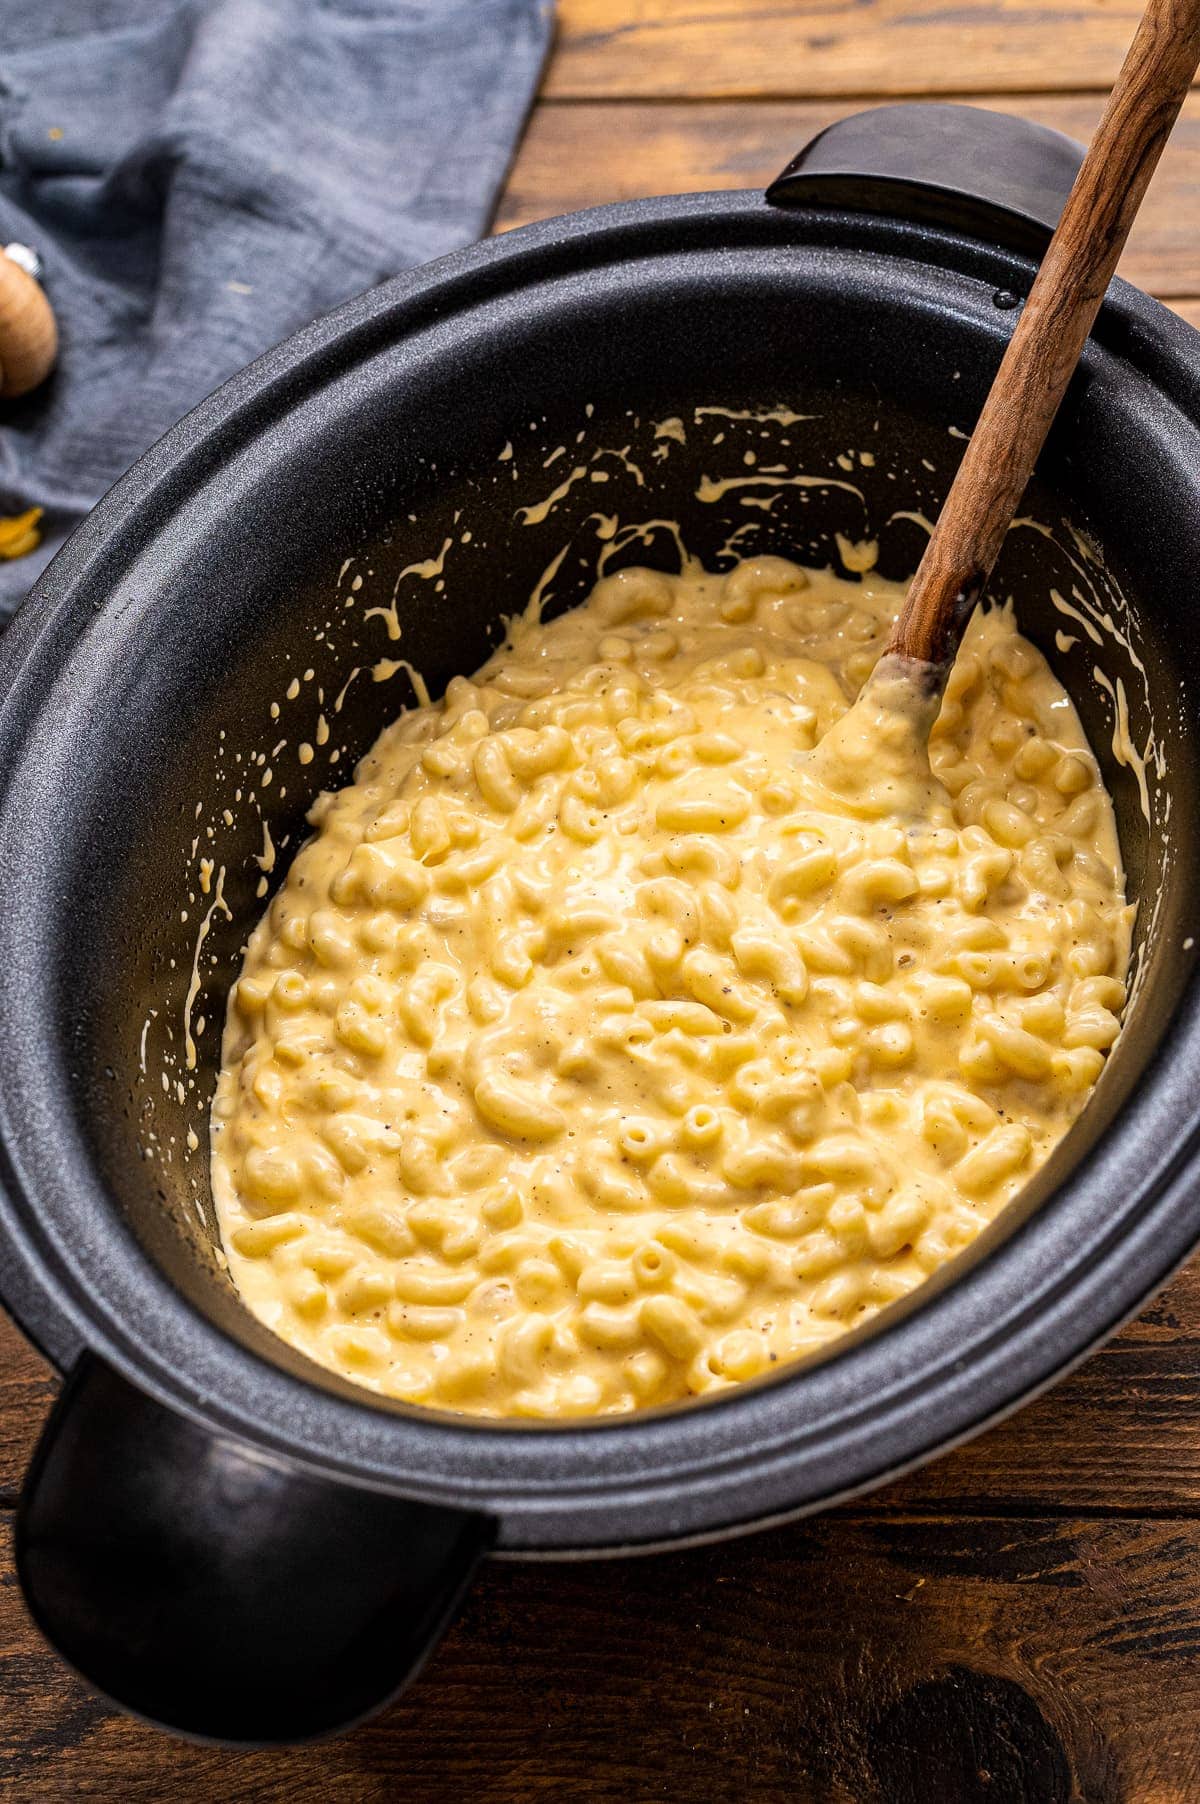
497,93,1200,298
549,0,1164,100
881,1274,1200,1514
0,1316,54,1510
3,1508,1200,1800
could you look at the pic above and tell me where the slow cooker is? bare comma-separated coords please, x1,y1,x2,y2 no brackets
1,102,1198,1743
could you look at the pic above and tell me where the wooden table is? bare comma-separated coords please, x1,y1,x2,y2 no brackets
4,5,1200,1798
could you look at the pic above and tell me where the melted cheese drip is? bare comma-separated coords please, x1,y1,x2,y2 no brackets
211,555,1132,1418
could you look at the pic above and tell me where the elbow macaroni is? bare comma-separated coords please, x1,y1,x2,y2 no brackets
211,552,1133,1418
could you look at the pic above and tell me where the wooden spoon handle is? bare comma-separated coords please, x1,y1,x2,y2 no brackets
0,251,57,400
885,0,1200,675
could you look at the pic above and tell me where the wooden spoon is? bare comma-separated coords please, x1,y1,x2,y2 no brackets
883,0,1200,695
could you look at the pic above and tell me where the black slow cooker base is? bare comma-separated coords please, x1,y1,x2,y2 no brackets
1,186,1195,1541
70,249,1182,1378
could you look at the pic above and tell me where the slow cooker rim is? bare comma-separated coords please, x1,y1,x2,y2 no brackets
3,1012,1200,1552
1,186,1199,1550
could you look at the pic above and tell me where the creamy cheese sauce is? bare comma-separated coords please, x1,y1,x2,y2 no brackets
211,554,1132,1417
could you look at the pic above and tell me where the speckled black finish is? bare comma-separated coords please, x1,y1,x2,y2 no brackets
768,102,1090,251
1,106,1200,1740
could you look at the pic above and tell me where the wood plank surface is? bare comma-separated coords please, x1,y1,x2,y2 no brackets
4,1508,1200,1801
0,1318,53,1511
882,1270,1200,1515
498,93,1200,297
548,0,1165,100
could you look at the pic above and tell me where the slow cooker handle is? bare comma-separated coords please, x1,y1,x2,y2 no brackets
766,102,1086,252
15,1354,494,1743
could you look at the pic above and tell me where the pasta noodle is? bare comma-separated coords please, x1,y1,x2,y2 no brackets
211,552,1133,1417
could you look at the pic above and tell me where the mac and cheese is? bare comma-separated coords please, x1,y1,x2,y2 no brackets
211,553,1132,1416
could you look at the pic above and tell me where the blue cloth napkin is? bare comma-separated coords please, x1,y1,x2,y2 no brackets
0,0,553,617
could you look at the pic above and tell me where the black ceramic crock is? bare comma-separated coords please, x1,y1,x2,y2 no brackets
1,103,1199,1745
